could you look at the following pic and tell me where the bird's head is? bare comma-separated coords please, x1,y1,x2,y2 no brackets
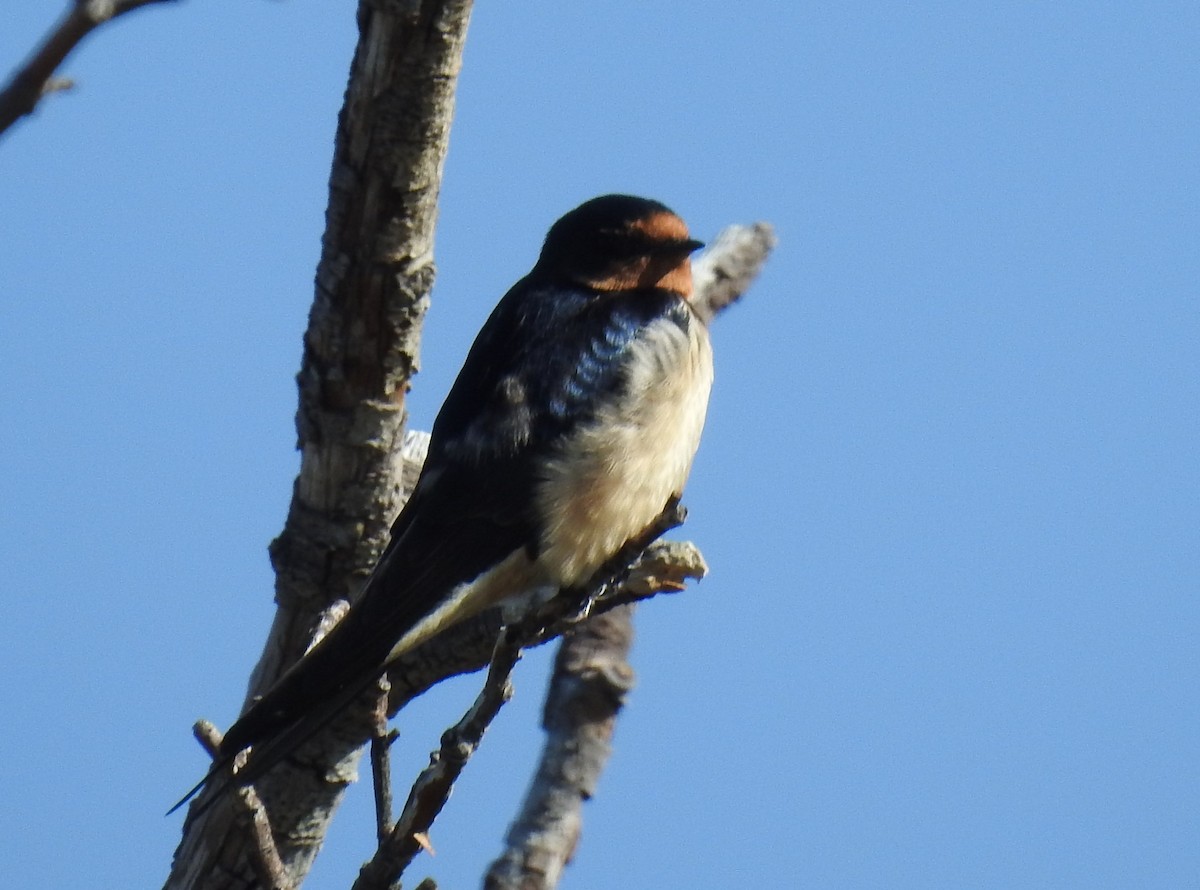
534,194,704,298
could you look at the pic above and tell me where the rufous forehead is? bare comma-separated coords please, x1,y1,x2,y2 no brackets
628,211,691,242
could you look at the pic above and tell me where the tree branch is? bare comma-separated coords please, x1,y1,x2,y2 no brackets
160,0,775,879
484,604,637,890
164,1,474,887
692,222,779,321
355,500,695,890
369,678,399,844
381,528,708,716
354,632,523,890
0,0,174,139
235,787,291,890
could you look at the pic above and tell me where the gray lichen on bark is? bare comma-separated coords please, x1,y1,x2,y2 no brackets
160,0,775,882
164,2,474,888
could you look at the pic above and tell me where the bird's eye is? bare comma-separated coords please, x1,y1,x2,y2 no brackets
596,227,648,256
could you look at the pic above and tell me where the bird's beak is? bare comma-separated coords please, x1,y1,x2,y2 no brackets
654,237,704,257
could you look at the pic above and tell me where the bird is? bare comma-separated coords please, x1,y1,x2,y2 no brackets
170,194,713,815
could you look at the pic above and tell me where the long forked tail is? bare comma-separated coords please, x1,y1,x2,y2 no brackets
165,752,236,817
166,668,386,818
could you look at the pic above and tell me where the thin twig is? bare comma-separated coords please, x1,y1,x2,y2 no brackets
353,632,523,890
358,501,689,889
236,786,291,890
379,537,707,723
0,0,173,138
691,222,778,321
370,677,398,844
191,722,290,889
515,500,686,643
485,602,637,890
191,720,222,759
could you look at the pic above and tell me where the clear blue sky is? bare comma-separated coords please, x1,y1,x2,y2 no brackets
2,2,1197,887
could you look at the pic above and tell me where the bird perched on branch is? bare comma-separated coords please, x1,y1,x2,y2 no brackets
171,194,713,815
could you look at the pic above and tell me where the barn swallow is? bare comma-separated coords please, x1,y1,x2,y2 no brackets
171,194,712,815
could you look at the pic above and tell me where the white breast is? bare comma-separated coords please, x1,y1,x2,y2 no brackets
535,309,714,587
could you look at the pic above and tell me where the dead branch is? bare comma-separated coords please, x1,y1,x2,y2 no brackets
235,787,290,890
353,633,522,890
160,0,774,879
369,678,398,845
381,521,707,716
692,222,779,321
163,1,475,887
355,500,692,889
0,0,173,138
484,604,637,890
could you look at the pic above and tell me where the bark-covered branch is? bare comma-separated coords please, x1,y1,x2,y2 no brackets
354,632,523,890
158,0,775,882
381,519,707,716
0,0,173,139
353,501,697,889
485,604,638,890
164,1,474,887
692,222,779,321
485,224,777,890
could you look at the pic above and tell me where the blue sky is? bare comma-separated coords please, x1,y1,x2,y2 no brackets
2,2,1197,887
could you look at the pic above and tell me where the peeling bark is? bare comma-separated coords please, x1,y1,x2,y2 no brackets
156,0,775,880
164,2,474,887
